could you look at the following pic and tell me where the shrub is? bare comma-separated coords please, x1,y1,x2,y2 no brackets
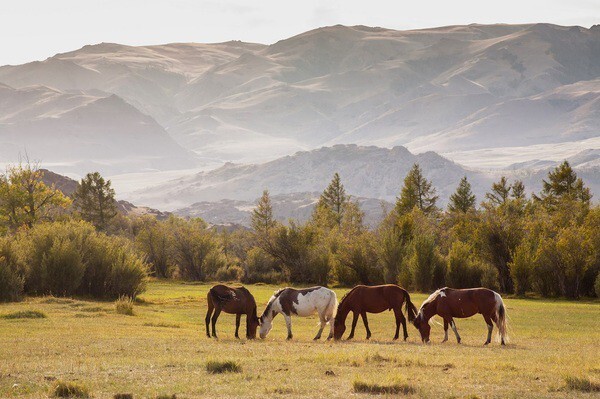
446,241,483,288
115,296,135,316
510,242,534,295
155,395,177,399
16,221,147,299
113,395,133,399
0,238,25,302
595,273,600,298
52,380,90,398
242,247,285,284
206,360,241,374
410,235,442,291
1,310,46,319
353,380,415,395
564,376,600,392
214,264,244,281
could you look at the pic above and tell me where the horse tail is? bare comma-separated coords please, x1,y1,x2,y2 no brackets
325,290,338,323
403,289,418,322
495,292,509,344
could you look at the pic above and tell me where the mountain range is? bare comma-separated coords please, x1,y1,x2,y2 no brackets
1,23,598,217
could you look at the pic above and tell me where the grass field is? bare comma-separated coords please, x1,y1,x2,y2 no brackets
1,280,599,398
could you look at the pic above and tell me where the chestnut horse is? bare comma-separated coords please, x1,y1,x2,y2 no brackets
333,285,417,341
205,284,259,339
413,287,508,345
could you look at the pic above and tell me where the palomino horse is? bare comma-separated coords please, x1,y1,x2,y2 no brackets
333,284,417,341
413,287,508,345
259,287,338,340
205,284,259,339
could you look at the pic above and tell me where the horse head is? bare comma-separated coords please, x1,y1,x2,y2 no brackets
333,313,346,340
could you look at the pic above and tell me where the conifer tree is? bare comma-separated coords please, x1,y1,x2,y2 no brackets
448,176,476,213
73,172,117,230
534,161,591,207
316,172,348,226
395,163,438,216
511,180,526,200
251,190,275,235
485,176,511,206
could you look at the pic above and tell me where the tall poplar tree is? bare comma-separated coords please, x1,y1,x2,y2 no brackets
73,172,117,230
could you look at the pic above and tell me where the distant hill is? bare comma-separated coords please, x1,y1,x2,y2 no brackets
130,144,494,210
0,84,197,175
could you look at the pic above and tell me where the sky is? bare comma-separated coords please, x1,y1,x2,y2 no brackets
1,0,598,66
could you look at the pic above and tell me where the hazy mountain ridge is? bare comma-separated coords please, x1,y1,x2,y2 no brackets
1,23,598,168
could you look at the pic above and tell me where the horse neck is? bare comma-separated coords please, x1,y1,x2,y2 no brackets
262,298,279,321
421,301,437,323
336,297,352,322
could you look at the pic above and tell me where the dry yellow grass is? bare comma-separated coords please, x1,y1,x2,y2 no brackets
0,280,598,398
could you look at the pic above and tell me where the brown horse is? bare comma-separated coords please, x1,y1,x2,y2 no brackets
413,287,508,345
333,285,417,341
205,284,259,339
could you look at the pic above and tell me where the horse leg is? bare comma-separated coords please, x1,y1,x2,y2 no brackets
347,312,359,340
283,314,293,340
205,302,214,338
361,312,371,340
442,319,449,343
211,307,222,338
392,308,401,340
235,314,241,339
450,319,461,344
313,316,326,340
400,312,408,341
327,317,334,340
483,315,493,345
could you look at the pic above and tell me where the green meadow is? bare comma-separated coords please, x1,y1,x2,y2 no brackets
1,280,598,398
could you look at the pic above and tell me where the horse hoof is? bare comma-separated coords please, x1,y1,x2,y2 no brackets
287,336,293,340
393,336,399,341
484,341,490,346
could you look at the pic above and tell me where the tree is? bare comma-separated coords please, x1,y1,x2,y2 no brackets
511,180,526,200
251,190,275,234
316,172,348,226
73,172,117,230
485,176,511,206
534,161,592,208
448,176,476,213
0,162,71,230
395,163,438,216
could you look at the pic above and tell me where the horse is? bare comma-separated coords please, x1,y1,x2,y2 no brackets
413,287,508,345
205,284,259,339
333,284,417,341
259,287,338,340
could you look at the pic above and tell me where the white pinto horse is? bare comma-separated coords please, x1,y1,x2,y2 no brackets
259,286,338,340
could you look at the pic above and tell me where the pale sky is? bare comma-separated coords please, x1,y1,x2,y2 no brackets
2,0,598,66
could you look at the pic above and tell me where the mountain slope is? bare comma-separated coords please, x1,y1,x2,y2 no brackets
0,84,197,174
1,24,597,168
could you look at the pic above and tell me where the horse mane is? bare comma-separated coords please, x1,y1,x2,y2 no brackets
262,288,287,318
419,287,447,311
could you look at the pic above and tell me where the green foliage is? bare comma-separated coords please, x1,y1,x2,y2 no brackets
595,274,600,298
510,242,534,295
409,234,443,291
535,161,592,208
448,176,476,213
134,217,173,278
376,212,412,284
446,241,483,288
564,376,600,392
15,220,147,299
206,360,241,374
353,380,415,395
73,172,117,230
395,163,438,216
316,172,348,227
242,247,286,284
0,163,71,230
0,237,24,302
52,381,90,398
214,264,244,281
251,190,275,235
115,296,135,316
1,310,46,319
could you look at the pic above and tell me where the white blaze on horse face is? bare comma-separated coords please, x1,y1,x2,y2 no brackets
259,316,273,338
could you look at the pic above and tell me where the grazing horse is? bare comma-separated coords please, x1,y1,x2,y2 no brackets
333,285,417,341
205,284,259,339
413,287,508,345
259,287,338,340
